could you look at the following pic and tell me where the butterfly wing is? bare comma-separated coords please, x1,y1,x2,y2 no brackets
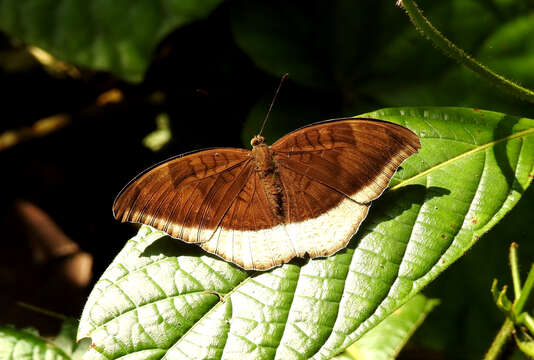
265,118,420,261
201,118,420,270
271,118,421,203
114,118,420,271
113,148,254,243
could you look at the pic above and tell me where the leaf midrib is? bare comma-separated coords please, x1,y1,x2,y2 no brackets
391,127,534,191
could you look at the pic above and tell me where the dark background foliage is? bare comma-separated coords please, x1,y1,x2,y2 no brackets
1,1,533,359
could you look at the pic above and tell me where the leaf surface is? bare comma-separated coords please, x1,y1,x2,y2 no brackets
0,0,223,82
0,319,89,360
331,294,439,360
79,107,534,359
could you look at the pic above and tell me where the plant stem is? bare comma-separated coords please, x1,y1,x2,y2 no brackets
484,318,515,360
16,301,67,320
510,243,521,300
518,313,534,336
399,0,534,104
515,264,534,313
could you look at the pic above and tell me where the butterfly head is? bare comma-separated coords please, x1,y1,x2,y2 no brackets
251,135,265,147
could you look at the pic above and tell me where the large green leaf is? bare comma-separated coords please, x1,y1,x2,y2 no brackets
0,0,223,82
78,107,534,359
332,294,439,360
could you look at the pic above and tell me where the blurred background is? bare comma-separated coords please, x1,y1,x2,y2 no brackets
1,1,533,359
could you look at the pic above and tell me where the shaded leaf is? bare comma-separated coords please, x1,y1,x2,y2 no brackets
370,0,497,85
79,107,534,359
231,0,497,93
331,294,439,360
0,0,223,82
363,9,534,118
478,13,534,87
231,1,332,88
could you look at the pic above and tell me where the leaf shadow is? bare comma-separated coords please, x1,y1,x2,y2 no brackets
140,230,254,275
141,235,205,259
347,184,451,249
493,114,525,194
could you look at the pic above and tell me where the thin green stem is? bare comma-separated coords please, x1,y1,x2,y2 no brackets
16,301,67,320
518,313,534,336
515,264,534,313
399,0,534,104
510,243,521,300
484,318,515,360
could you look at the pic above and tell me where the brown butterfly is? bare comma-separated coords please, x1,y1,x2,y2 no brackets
113,116,420,270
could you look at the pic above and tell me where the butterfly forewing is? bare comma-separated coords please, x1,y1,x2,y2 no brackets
113,148,253,243
272,118,421,206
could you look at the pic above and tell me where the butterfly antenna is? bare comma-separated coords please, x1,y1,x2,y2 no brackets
258,73,289,137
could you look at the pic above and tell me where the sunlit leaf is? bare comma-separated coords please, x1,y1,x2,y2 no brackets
79,107,534,359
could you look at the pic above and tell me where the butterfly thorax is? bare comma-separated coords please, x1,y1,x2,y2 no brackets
252,142,286,222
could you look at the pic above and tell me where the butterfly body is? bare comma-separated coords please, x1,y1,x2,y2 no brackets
251,139,286,222
114,118,420,270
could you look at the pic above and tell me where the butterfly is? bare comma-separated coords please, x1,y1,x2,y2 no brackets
113,116,420,270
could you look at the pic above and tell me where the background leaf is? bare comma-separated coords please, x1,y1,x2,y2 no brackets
331,294,439,360
78,107,534,359
0,319,89,360
363,4,534,119
0,0,223,82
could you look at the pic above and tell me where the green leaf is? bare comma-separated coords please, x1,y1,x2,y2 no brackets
0,325,70,360
54,319,91,360
370,0,497,85
0,319,89,360
231,0,498,92
331,294,439,360
231,1,332,88
478,12,534,88
0,0,223,82
78,107,534,359
364,9,534,117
